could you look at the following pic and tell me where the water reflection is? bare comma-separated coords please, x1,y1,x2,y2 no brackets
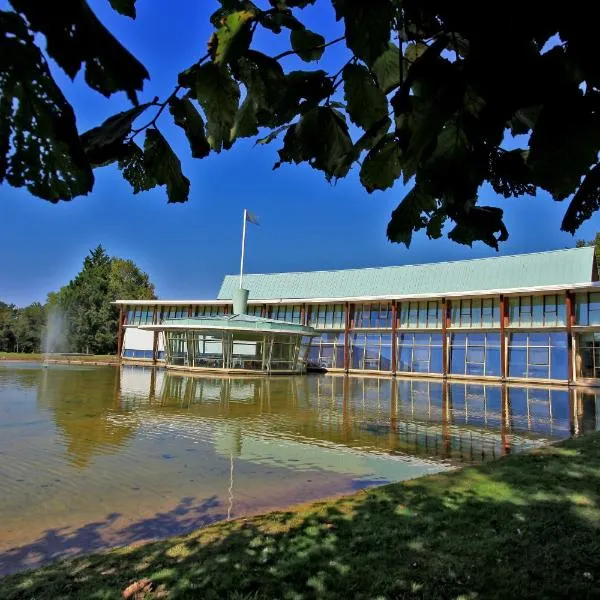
119,367,600,465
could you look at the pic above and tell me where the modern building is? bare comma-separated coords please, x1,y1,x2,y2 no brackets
114,247,600,386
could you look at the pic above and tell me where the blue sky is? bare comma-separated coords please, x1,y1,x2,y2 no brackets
1,0,598,307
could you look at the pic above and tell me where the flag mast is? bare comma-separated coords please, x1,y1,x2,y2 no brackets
239,208,247,289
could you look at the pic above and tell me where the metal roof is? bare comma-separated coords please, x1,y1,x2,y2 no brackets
218,247,597,301
140,314,316,336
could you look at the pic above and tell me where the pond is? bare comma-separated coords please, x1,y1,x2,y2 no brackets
0,362,598,576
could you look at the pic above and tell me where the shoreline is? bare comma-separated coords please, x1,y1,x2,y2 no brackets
2,433,599,599
0,354,117,367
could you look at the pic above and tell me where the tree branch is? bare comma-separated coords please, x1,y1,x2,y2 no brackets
273,35,345,61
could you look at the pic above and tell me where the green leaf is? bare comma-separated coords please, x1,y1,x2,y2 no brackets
528,88,600,200
9,0,149,103
371,43,403,94
447,206,508,249
256,125,289,145
290,28,325,62
343,63,388,130
118,141,157,194
274,70,334,125
211,10,255,66
562,163,600,234
0,10,93,201
332,0,393,65
404,42,428,64
360,134,402,193
81,104,150,167
231,96,259,139
386,185,437,247
108,0,136,18
169,96,211,158
143,129,190,203
275,107,353,179
179,62,240,152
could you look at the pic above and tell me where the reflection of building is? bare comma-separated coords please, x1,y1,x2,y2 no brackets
115,247,600,385
118,367,600,464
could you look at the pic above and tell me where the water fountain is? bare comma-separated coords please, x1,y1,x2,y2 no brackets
42,308,66,368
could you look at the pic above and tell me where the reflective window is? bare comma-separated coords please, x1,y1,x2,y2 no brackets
399,301,441,328
192,305,225,318
354,303,392,328
450,298,500,328
308,332,345,369
309,304,345,329
271,305,302,324
350,333,393,370
577,332,600,379
575,292,600,326
125,306,155,325
508,332,568,380
508,295,566,327
397,333,443,373
450,333,501,377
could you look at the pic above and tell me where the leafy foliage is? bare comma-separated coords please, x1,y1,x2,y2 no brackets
3,0,600,248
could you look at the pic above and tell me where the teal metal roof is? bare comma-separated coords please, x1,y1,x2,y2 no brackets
141,314,315,336
218,247,596,301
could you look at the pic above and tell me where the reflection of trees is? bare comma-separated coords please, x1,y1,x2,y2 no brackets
37,366,135,468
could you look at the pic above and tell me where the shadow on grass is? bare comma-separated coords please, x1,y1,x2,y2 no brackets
2,434,600,599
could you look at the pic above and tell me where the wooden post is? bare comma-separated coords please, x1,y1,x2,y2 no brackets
442,299,449,376
300,304,306,326
152,304,158,364
188,304,192,317
344,301,350,372
442,381,451,457
501,385,511,455
391,300,397,375
500,295,507,380
117,305,125,361
566,291,575,383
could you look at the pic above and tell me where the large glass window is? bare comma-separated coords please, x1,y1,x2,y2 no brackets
399,301,441,328
508,332,568,380
308,332,345,369
450,333,501,377
509,295,566,327
350,333,393,370
230,334,266,370
125,306,155,325
353,303,392,328
397,333,443,374
577,332,600,379
309,304,345,329
192,305,225,318
450,298,499,328
270,335,298,371
575,292,600,326
271,305,302,323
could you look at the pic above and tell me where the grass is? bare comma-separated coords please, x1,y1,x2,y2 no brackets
2,434,600,599
0,353,117,363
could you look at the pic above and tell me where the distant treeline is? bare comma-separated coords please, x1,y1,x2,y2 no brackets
1,245,155,355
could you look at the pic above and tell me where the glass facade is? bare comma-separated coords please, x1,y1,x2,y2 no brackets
308,332,345,369
399,301,441,329
508,295,566,327
576,292,600,326
126,306,155,325
309,304,345,329
350,333,393,370
450,298,500,328
508,332,568,380
397,333,443,374
354,303,392,328
450,333,501,377
577,332,600,379
271,304,302,324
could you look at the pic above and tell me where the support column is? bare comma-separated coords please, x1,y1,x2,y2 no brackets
441,381,451,458
442,299,449,376
344,301,350,372
261,304,267,318
501,385,511,455
300,304,306,326
188,304,193,317
391,300,397,375
566,291,575,383
117,305,125,361
500,295,507,380
152,304,158,364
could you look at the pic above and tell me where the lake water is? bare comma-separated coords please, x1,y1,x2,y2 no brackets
1,362,598,576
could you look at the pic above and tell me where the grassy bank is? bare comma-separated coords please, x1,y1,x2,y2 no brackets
2,434,600,599
0,353,117,364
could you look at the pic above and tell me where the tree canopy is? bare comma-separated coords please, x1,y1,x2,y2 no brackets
2,1,600,248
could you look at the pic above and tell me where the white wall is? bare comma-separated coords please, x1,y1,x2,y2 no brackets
123,327,154,352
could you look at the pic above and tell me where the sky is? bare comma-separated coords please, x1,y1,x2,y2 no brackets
1,1,598,307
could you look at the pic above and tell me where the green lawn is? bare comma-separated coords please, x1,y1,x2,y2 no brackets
0,353,117,363
2,434,600,599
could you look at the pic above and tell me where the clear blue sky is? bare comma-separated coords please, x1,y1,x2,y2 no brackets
1,1,598,307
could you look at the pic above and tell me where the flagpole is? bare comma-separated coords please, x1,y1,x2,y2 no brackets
239,209,247,289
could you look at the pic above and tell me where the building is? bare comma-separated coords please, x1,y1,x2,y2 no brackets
114,247,600,386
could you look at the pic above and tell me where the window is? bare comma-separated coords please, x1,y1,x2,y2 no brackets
271,305,302,323
575,292,600,326
350,333,393,370
577,332,600,379
399,301,441,328
508,332,568,380
450,333,501,377
352,303,391,328
397,333,443,374
308,304,345,329
450,299,500,328
508,295,566,327
307,333,345,369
